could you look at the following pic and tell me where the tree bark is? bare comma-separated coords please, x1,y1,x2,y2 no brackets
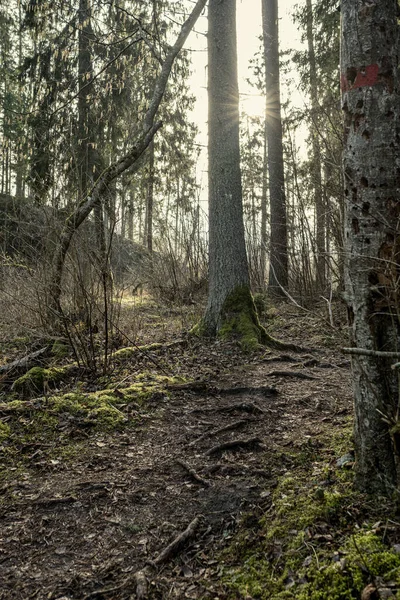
262,0,288,293
341,0,400,494
202,0,251,338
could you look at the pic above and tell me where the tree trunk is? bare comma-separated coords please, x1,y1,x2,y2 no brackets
202,0,252,341
200,0,289,352
306,0,325,293
260,119,268,290
262,0,288,293
341,0,400,494
144,140,155,254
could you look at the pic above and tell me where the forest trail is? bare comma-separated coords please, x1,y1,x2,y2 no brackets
0,304,353,599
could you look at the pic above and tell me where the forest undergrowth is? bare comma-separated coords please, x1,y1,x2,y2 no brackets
1,295,400,600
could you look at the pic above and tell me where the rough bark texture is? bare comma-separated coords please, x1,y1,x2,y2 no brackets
203,0,251,337
262,0,288,293
341,0,400,494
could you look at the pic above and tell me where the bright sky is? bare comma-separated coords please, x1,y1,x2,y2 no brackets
185,0,305,199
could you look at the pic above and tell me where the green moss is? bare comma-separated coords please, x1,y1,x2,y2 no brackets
12,366,68,398
296,534,400,600
193,286,298,351
51,339,70,358
0,422,11,442
253,292,267,316
112,343,165,361
216,424,400,599
0,372,185,478
218,285,264,351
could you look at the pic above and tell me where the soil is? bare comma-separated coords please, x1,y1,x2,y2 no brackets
0,302,354,600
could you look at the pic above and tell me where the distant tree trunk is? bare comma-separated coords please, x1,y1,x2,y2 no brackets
306,0,325,293
127,191,134,241
341,0,400,494
260,119,268,289
144,140,155,254
262,0,288,293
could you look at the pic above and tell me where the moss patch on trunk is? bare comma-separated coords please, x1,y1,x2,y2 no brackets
197,285,302,352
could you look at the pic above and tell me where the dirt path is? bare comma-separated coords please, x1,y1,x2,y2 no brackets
0,310,353,599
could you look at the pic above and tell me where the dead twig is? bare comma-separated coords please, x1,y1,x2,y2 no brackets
33,495,77,507
0,346,51,378
176,459,210,487
153,515,202,565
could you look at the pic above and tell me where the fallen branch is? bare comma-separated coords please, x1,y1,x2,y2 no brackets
205,437,263,457
343,348,400,358
189,418,250,446
132,516,202,599
0,346,50,377
166,380,208,392
266,370,317,380
153,515,202,565
176,459,210,487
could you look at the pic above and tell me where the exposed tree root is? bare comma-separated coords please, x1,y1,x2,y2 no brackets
132,516,203,599
189,418,250,446
266,370,317,380
216,385,278,397
205,463,271,478
205,437,263,457
217,402,266,415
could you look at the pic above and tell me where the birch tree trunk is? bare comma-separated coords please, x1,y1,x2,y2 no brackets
341,0,400,494
262,0,288,293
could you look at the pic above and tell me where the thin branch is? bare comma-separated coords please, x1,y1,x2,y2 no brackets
343,348,400,358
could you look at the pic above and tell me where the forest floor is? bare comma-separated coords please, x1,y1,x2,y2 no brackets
1,297,400,600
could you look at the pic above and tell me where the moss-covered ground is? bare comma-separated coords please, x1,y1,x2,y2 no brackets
1,297,399,600
210,419,400,599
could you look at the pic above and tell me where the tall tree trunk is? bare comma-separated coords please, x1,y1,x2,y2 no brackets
144,140,155,254
341,0,400,494
306,0,325,293
202,0,251,338
262,0,288,293
260,119,268,290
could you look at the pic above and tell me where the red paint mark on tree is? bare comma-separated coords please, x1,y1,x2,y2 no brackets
354,64,379,88
341,64,380,92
